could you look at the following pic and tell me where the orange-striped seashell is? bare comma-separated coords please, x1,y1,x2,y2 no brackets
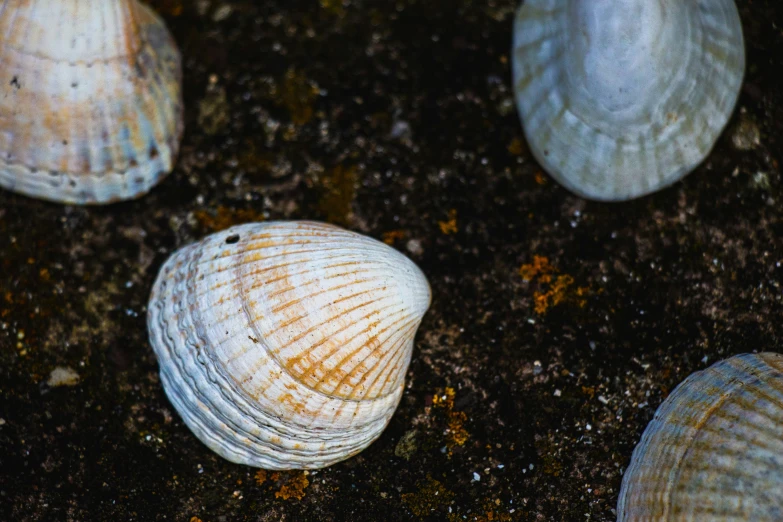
0,0,183,204
147,221,432,469
618,352,783,521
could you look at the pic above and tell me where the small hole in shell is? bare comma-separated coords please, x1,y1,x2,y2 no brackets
225,234,240,244
149,146,159,159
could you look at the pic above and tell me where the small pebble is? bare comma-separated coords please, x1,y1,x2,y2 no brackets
46,367,80,387
406,238,423,256
731,113,761,151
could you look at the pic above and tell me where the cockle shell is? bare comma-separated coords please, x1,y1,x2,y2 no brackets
147,221,431,469
0,0,183,205
617,353,783,521
512,0,745,201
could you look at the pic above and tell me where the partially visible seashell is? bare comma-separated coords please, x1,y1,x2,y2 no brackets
147,221,431,469
0,0,183,204
618,353,783,521
512,0,745,201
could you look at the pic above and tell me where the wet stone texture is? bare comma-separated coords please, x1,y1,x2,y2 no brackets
1,1,782,520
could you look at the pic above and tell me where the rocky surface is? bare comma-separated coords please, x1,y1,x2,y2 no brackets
1,1,782,520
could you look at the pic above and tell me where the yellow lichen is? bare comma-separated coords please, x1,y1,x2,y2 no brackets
438,209,458,235
255,470,310,501
432,387,470,452
254,469,267,486
519,256,588,315
518,255,553,283
401,475,455,517
274,471,310,501
382,230,406,245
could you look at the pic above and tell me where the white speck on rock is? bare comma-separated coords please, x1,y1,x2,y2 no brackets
472,472,480,482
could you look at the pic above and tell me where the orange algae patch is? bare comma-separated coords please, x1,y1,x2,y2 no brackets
438,209,458,235
519,256,589,315
432,387,469,451
275,472,310,500
401,475,455,517
255,470,310,501
194,207,266,232
382,229,406,245
317,164,358,226
518,255,553,283
507,137,525,156
254,470,268,485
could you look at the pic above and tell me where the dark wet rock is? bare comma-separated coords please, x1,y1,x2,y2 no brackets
1,1,782,520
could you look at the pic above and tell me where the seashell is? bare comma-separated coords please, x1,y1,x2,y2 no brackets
147,221,431,469
0,0,183,205
512,0,745,201
617,352,783,521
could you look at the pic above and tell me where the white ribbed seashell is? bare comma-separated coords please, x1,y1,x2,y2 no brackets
147,221,432,469
0,0,183,205
512,0,745,201
618,352,783,521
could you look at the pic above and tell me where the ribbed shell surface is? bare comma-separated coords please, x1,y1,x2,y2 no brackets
0,0,183,204
147,221,432,469
617,353,783,521
512,0,745,201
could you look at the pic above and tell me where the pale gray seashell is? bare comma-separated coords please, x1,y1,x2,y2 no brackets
512,0,745,201
618,352,783,521
0,0,183,205
147,221,432,469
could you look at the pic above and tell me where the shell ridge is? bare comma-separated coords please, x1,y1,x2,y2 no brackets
346,324,419,400
249,280,414,399
186,254,383,300
196,235,395,266
162,250,342,455
314,312,417,397
276,302,405,383
227,297,401,369
258,290,386,345
657,365,750,518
